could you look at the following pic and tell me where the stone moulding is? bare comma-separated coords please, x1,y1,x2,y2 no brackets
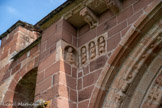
35,0,75,29
88,1,162,108
63,3,84,20
137,67,162,108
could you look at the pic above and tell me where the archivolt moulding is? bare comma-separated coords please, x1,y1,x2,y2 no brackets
88,1,162,108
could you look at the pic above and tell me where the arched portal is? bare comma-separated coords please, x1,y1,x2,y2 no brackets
88,1,162,108
13,68,37,108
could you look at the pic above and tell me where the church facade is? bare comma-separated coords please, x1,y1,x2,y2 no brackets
0,0,162,108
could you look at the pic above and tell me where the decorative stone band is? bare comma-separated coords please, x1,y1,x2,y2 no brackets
142,69,162,107
79,33,107,67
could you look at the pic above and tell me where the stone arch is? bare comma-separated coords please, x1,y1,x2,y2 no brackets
88,1,162,108
128,58,162,108
2,66,38,107
13,68,37,108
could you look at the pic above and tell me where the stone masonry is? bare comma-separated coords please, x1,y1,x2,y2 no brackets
0,0,162,108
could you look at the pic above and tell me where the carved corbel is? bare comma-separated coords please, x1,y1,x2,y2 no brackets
104,0,119,14
80,7,98,29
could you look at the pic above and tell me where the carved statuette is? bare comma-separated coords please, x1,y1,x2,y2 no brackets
114,90,125,107
89,42,96,60
98,36,105,55
81,46,87,64
80,7,98,29
66,46,76,65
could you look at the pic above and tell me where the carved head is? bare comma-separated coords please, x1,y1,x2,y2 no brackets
99,36,104,43
81,47,86,53
90,42,95,48
67,47,73,53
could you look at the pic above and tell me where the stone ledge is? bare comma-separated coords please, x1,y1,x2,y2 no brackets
0,20,42,40
11,36,41,60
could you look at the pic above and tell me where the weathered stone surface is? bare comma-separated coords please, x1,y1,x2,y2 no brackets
0,0,161,108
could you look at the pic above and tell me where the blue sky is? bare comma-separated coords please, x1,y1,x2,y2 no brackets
0,0,66,45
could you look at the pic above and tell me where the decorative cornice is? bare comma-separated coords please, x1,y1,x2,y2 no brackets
35,0,75,27
64,3,84,20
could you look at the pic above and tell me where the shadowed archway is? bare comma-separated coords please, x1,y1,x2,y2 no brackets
13,68,37,108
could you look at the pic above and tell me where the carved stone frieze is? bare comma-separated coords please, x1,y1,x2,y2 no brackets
114,90,125,107
147,86,161,102
79,34,107,66
80,7,98,29
115,91,125,103
144,72,162,107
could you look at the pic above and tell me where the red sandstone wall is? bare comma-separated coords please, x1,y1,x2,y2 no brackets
0,0,160,108
0,26,39,82
0,26,40,106
77,0,156,107
35,19,77,107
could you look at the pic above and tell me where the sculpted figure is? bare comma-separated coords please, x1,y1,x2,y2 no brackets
81,46,87,64
98,36,105,55
66,47,75,65
89,42,96,59
114,90,125,107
